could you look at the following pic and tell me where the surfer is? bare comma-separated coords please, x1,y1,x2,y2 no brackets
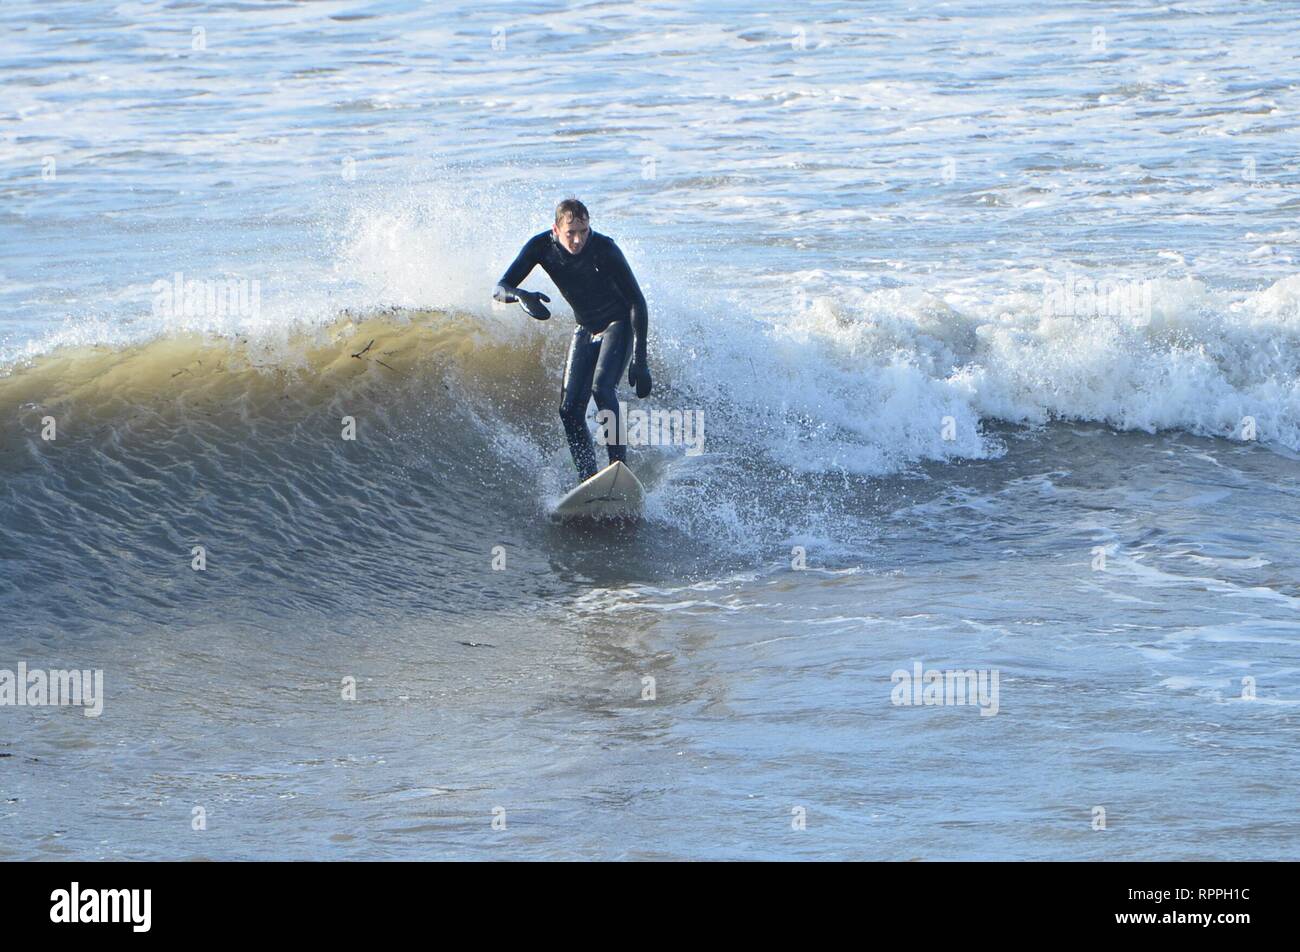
494,198,653,482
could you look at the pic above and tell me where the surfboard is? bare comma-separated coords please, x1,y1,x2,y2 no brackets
553,461,644,521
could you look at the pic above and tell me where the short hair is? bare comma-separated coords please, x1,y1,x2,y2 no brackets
554,198,590,225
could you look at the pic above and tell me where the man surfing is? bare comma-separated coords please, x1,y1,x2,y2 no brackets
494,198,652,483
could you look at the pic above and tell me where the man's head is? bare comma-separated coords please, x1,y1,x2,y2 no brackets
552,198,590,255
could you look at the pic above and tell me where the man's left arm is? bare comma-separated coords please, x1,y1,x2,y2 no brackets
605,240,652,397
602,241,645,349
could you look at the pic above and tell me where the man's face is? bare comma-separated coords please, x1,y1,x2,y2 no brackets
553,214,590,255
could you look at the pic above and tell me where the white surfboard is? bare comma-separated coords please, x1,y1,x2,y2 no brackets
553,461,645,521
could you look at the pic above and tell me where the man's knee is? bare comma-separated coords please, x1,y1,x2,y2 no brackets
559,396,586,424
592,381,619,410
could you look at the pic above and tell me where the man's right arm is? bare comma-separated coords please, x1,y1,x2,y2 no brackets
494,235,543,303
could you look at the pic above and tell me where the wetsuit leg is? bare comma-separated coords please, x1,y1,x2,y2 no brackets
590,319,633,466
559,326,601,481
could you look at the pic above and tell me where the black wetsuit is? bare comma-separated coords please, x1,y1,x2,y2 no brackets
497,230,648,480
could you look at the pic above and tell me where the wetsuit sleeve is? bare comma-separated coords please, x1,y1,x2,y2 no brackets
603,239,648,355
495,234,543,296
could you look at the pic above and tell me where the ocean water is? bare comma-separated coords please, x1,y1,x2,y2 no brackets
1,0,1298,860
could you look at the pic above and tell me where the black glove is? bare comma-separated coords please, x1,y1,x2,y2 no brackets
516,289,551,321
628,353,652,398
493,284,518,304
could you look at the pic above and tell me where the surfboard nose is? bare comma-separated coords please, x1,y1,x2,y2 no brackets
554,460,645,520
